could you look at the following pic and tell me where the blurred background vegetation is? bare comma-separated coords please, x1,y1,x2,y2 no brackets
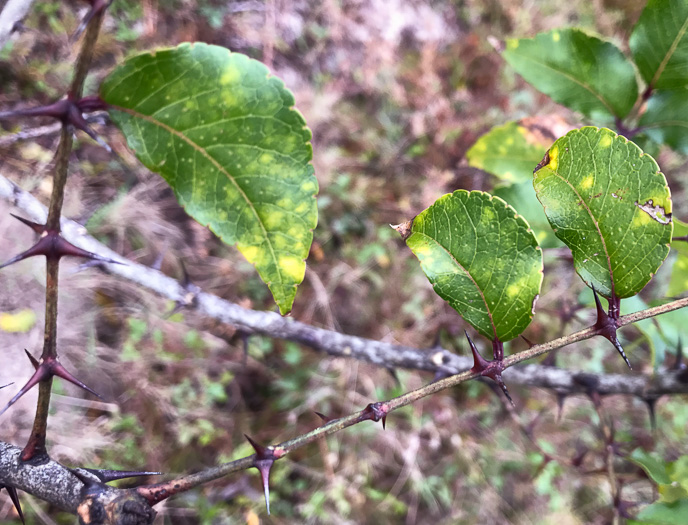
0,0,686,523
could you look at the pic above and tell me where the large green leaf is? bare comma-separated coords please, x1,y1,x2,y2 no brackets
399,190,543,342
502,29,638,120
630,0,688,90
466,121,548,184
100,43,318,314
639,88,688,153
534,127,673,299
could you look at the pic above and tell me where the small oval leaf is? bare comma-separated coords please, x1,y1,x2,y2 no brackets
639,88,688,154
534,127,673,299
403,190,543,342
100,43,318,315
502,29,638,120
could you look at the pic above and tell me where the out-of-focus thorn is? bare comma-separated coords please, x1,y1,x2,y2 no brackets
386,367,401,388
244,434,286,515
673,338,685,370
556,392,567,422
240,330,251,367
592,286,631,369
0,97,112,151
0,354,103,418
166,261,199,317
358,402,391,428
466,331,513,405
0,383,13,389
314,411,332,424
642,396,659,431
0,485,24,524
571,444,588,468
73,0,114,40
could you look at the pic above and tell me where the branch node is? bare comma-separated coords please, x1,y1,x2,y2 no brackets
466,331,513,405
592,286,631,369
244,434,286,515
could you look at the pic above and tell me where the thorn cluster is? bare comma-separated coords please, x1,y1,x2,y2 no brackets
465,331,513,405
358,401,390,429
245,434,286,515
0,214,121,270
0,96,110,151
0,350,103,418
591,287,632,369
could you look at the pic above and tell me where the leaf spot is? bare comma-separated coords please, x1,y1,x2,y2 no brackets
635,200,672,225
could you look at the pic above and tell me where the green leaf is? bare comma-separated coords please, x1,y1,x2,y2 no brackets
668,219,688,296
630,0,688,89
639,88,688,154
630,449,672,486
493,181,562,249
636,500,688,524
100,43,318,315
400,190,543,342
502,29,638,120
466,121,548,184
534,127,673,298
0,309,36,333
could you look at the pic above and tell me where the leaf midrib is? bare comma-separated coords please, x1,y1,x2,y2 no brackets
413,231,497,339
549,170,615,297
509,52,617,117
648,12,688,88
111,104,284,286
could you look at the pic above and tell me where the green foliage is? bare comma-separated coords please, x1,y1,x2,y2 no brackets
629,0,688,90
465,121,547,184
533,127,672,298
402,190,543,341
639,89,688,154
100,42,318,315
630,450,688,524
502,29,637,121
668,219,688,296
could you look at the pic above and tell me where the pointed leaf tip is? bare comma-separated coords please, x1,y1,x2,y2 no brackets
100,43,318,315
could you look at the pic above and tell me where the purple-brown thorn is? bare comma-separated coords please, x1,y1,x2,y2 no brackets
358,401,391,430
673,338,685,370
0,97,111,151
0,383,12,389
314,411,333,424
520,335,535,349
69,468,109,494
0,225,123,270
592,286,631,369
641,396,659,431
244,434,286,515
465,331,513,406
570,444,588,468
556,392,567,422
0,353,103,418
431,368,452,382
82,467,162,484
239,330,251,367
73,0,114,40
0,485,24,524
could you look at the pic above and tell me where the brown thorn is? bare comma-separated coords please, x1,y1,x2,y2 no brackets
0,231,123,269
673,338,685,370
82,467,162,483
358,402,391,427
0,485,24,524
556,392,566,422
642,396,659,431
24,349,39,370
314,411,332,424
520,335,535,349
465,331,513,405
244,434,284,515
9,213,45,234
0,356,103,418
